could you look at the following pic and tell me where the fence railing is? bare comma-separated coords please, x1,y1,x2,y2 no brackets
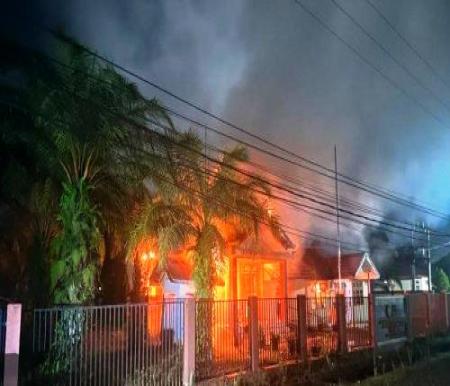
306,297,338,357
345,297,371,350
11,292,450,384
258,298,298,366
31,301,184,386
195,299,250,380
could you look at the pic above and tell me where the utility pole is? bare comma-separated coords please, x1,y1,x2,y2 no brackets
427,228,432,292
411,224,416,292
334,146,342,293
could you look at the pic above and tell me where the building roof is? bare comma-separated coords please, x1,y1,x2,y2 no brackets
290,251,379,281
234,223,295,259
149,256,193,284
149,253,225,286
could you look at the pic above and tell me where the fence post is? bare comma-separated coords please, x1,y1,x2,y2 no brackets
426,293,432,336
248,296,259,372
3,304,21,386
439,293,447,333
446,294,450,332
296,295,308,362
406,294,414,341
368,294,377,347
368,294,378,376
336,295,348,354
183,298,195,386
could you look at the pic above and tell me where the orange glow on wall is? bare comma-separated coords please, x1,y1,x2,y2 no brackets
237,258,284,299
214,257,230,300
149,285,157,297
147,285,163,343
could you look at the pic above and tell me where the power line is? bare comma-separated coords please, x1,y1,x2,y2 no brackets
293,0,450,205
0,92,436,249
166,106,450,220
0,100,367,252
12,40,443,235
365,0,450,97
154,170,368,252
147,115,447,237
42,28,450,220
331,0,450,114
34,50,450,237
7,40,448,240
168,109,434,229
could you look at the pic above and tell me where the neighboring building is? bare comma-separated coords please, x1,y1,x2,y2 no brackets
373,245,430,292
287,248,380,298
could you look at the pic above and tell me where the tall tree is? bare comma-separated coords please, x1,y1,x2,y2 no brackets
0,36,174,304
127,130,284,298
434,268,450,293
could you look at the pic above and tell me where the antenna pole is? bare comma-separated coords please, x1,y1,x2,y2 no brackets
334,146,342,293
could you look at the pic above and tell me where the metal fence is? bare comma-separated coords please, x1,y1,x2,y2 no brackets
258,298,298,366
429,294,447,334
31,301,184,385
346,297,371,351
306,297,338,357
18,293,446,384
408,293,429,338
195,299,250,381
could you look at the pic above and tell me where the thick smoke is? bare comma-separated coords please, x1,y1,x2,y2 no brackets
10,0,450,251
220,0,450,252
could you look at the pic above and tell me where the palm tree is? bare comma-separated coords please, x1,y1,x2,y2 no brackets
127,129,282,298
0,36,175,304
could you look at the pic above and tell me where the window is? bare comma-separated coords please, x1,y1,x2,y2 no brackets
352,281,364,304
414,279,421,291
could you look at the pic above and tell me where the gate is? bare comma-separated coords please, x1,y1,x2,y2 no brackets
195,299,250,381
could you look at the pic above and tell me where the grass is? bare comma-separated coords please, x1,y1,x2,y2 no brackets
355,352,450,386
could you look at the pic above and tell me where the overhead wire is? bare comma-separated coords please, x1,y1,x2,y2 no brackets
40,27,450,221
4,38,447,243
0,99,368,252
331,0,450,114
365,0,450,96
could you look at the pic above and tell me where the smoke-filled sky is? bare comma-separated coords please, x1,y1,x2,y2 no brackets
5,0,450,250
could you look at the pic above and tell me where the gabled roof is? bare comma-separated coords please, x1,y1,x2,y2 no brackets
149,252,225,286
149,255,193,284
234,223,295,259
290,251,379,281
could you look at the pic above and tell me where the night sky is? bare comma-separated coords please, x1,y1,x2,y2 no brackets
4,0,450,249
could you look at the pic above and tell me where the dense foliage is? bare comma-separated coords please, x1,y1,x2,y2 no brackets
1,34,282,307
433,268,450,293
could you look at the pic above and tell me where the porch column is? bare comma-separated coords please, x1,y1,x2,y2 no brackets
248,296,259,372
336,295,348,353
3,304,21,386
183,298,195,386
